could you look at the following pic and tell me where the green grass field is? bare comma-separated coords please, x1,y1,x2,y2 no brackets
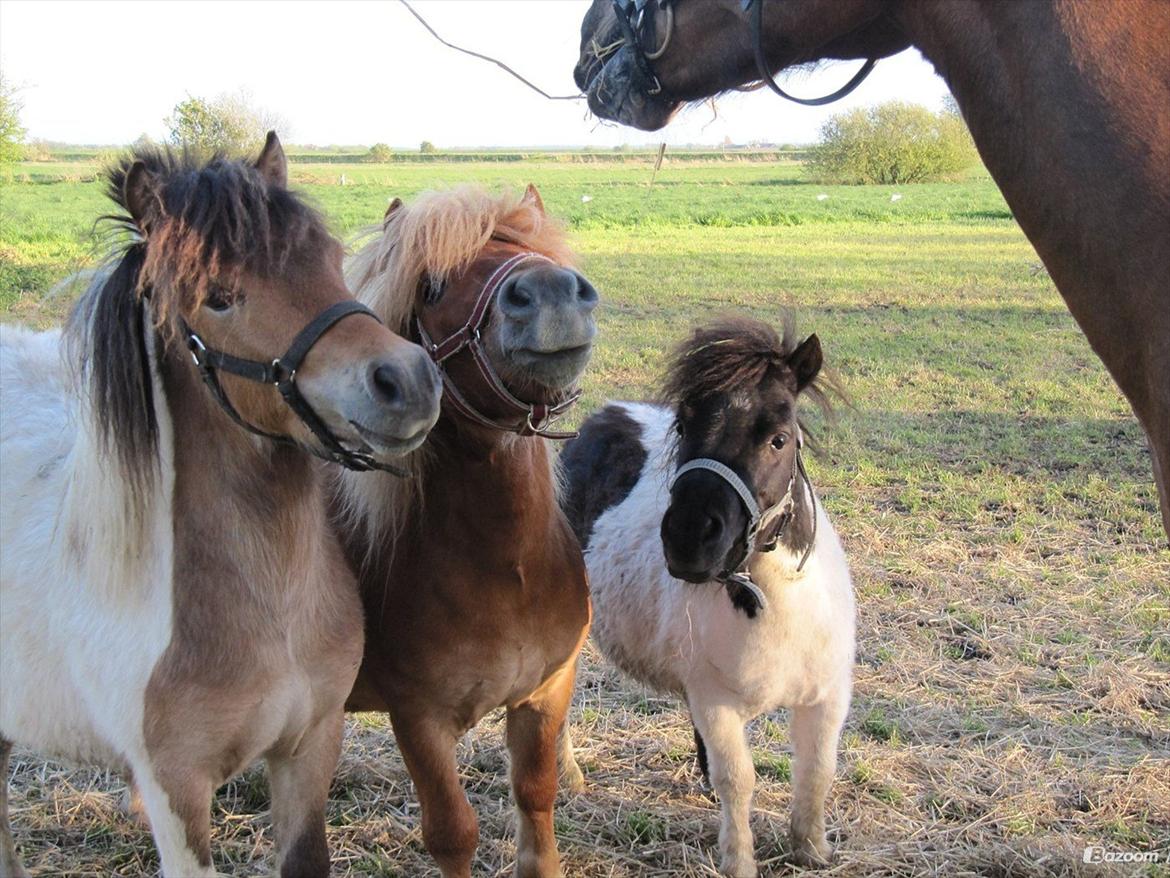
1,156,1166,876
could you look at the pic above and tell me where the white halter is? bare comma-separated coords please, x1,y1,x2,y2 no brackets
668,430,813,616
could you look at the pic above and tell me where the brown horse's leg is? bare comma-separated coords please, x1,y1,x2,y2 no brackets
392,714,478,878
506,663,577,878
268,710,344,878
556,721,585,795
0,739,29,878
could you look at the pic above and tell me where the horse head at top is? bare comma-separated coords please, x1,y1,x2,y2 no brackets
351,183,598,441
102,132,441,471
659,317,830,586
574,0,909,130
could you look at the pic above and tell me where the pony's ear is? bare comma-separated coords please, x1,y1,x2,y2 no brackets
786,333,823,393
123,160,162,234
522,183,546,214
254,131,288,188
383,196,404,225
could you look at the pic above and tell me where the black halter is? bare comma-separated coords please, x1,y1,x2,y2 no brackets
609,0,876,106
182,300,406,474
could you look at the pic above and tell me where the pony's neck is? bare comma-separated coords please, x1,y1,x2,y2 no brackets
414,414,557,548
160,342,321,588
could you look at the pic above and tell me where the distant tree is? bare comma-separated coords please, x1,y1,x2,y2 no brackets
132,132,156,151
807,101,978,185
0,70,27,164
368,143,393,162
165,90,287,155
419,140,436,154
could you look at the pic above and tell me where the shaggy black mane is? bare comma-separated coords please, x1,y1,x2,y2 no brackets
660,314,839,443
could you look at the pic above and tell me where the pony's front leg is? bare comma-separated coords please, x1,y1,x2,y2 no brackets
267,709,344,878
0,738,29,878
131,757,218,877
392,714,478,878
789,693,848,868
506,662,577,878
556,720,585,795
689,700,755,878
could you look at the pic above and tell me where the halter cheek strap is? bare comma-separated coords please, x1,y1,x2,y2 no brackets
182,300,407,474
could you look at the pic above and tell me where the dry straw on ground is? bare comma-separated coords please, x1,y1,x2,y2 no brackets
6,500,1168,877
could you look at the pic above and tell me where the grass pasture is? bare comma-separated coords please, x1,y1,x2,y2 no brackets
1,156,1167,876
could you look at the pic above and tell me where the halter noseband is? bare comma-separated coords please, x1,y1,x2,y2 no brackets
607,0,876,107
668,430,816,617
416,251,581,440
182,300,406,474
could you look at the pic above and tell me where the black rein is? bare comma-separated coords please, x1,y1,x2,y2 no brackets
610,0,877,107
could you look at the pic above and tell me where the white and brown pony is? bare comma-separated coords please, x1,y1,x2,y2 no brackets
333,185,598,878
0,135,441,877
560,317,854,875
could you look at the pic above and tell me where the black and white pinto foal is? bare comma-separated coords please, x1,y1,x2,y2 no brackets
560,317,854,876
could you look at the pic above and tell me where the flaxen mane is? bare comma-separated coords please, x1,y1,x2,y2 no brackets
661,315,838,444
66,146,325,502
346,186,576,335
337,187,576,547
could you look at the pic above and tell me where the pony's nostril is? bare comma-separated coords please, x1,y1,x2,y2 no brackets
372,363,402,406
700,514,722,543
499,279,534,314
575,277,600,309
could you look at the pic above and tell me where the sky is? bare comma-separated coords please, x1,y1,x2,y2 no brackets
0,0,951,148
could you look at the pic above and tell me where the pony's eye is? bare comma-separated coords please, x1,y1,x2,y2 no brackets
770,434,788,450
205,284,239,312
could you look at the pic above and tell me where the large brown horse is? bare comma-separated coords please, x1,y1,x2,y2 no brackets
332,185,597,877
574,0,1170,538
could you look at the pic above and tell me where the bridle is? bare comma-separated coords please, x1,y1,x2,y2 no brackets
182,300,407,474
668,429,816,618
415,251,581,440
607,0,876,106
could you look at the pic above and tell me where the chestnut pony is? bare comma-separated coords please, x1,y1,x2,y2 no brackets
0,135,441,876
575,0,1170,537
333,185,598,877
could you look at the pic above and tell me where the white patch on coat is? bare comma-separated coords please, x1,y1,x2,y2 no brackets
0,317,176,804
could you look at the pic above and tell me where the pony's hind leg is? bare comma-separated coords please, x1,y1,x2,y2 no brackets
392,713,478,878
556,721,585,795
268,710,344,878
0,739,29,878
689,701,756,878
506,662,577,878
789,693,849,868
